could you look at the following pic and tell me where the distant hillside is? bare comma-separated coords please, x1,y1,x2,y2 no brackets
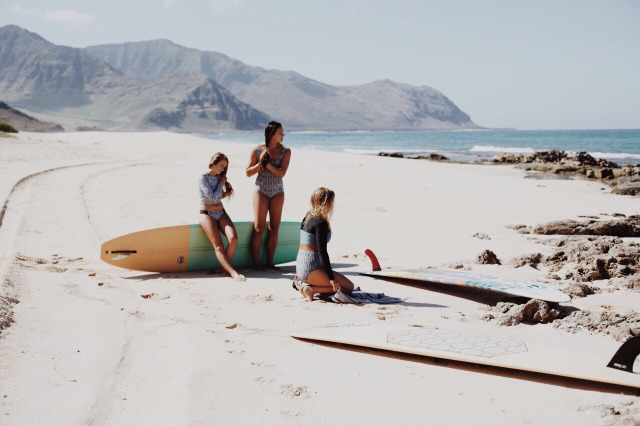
87,40,479,131
0,101,63,132
0,25,269,131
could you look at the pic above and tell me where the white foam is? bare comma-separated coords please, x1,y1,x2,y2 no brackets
470,145,536,154
588,152,640,160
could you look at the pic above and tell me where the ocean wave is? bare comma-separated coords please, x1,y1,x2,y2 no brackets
470,145,536,154
588,152,640,160
343,148,389,154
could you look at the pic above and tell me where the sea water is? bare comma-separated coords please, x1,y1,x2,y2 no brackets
203,129,640,165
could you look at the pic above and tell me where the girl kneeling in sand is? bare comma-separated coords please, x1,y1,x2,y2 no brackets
295,187,354,301
198,153,245,281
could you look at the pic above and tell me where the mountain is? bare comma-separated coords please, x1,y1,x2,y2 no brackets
0,25,269,131
87,40,480,131
0,101,63,132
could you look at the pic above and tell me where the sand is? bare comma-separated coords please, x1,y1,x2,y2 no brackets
0,131,639,425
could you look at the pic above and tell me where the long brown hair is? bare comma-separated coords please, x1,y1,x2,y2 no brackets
303,187,335,228
209,152,233,198
264,121,282,148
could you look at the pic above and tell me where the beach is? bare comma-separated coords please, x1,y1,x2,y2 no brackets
1,131,639,425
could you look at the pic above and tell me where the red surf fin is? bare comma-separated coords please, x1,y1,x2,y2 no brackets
364,249,381,271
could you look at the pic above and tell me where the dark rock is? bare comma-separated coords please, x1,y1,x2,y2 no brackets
476,250,501,265
492,152,526,164
378,152,404,158
483,299,563,326
553,309,640,341
510,253,543,268
428,153,449,161
531,150,567,163
533,217,640,237
625,274,640,290
562,283,596,297
472,233,491,240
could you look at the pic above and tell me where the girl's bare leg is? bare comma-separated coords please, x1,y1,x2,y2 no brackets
250,191,269,269
300,270,354,301
218,212,239,261
266,192,284,269
199,214,245,281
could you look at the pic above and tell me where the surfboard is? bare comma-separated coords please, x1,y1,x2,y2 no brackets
360,250,570,303
292,323,640,389
100,221,300,273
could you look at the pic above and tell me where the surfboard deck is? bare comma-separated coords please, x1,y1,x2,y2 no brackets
292,323,640,389
100,221,300,273
360,250,571,303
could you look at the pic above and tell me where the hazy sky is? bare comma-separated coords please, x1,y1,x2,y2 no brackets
2,0,639,130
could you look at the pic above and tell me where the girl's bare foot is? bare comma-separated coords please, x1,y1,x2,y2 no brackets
232,272,246,281
300,285,314,302
252,264,266,271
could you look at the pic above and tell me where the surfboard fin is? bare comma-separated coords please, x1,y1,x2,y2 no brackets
365,249,381,271
606,335,640,373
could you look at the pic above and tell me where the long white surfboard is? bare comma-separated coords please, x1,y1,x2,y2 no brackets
360,250,571,303
292,323,640,389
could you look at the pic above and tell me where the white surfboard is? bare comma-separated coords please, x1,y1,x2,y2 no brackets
360,250,571,303
292,323,640,389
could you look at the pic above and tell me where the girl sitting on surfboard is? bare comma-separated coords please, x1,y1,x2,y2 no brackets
245,121,291,270
295,187,354,301
198,153,245,281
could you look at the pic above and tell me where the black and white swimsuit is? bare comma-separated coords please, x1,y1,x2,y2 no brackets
254,146,289,199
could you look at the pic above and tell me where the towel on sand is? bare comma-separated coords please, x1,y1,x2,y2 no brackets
293,279,404,305
326,289,404,305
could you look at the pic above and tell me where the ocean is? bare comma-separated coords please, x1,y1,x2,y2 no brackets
203,129,640,166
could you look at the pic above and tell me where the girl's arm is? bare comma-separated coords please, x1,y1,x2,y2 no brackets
199,175,225,201
246,148,262,177
265,148,291,178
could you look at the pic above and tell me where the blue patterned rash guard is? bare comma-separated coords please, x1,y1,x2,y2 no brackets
199,174,225,204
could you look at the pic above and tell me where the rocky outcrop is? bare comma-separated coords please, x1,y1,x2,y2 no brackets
553,309,640,342
476,250,501,265
507,216,640,290
482,299,563,326
139,78,269,131
378,152,451,161
533,216,640,237
0,101,63,132
492,149,640,197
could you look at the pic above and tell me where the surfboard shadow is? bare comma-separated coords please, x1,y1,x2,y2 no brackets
293,338,640,395
361,276,541,307
123,268,298,281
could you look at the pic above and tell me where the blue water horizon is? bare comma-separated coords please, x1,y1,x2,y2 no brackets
203,129,640,166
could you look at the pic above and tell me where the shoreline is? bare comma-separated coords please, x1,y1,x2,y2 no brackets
0,131,639,424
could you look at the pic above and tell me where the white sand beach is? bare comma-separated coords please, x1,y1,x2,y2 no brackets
0,131,639,425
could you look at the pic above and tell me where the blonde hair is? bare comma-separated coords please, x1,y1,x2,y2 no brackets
303,187,335,227
208,152,233,198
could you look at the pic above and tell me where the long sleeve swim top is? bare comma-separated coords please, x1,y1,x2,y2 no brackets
300,216,334,280
199,174,225,204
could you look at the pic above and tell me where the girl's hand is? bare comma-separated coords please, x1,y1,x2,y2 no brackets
259,149,270,163
330,279,341,292
219,176,227,183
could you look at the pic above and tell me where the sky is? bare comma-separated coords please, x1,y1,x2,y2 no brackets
2,0,639,130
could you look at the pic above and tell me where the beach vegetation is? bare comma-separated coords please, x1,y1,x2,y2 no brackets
0,122,18,133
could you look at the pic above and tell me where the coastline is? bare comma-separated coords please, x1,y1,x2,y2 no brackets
0,131,639,424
